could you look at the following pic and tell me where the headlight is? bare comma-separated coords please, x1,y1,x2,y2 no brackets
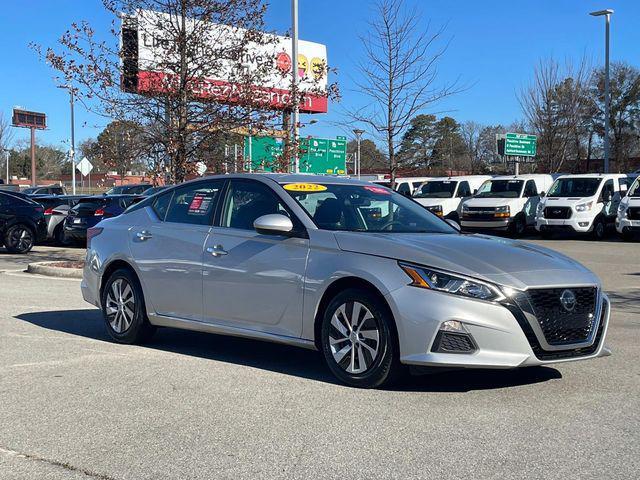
399,263,505,302
575,201,593,212
536,202,544,214
618,203,628,215
462,203,470,212
494,205,510,218
428,205,443,216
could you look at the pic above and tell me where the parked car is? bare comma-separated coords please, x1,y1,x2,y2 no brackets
105,184,152,195
64,195,141,243
413,175,492,222
81,174,611,388
34,195,84,244
535,173,627,240
372,177,433,197
22,184,67,195
141,185,170,196
461,174,554,237
616,175,640,240
0,190,47,253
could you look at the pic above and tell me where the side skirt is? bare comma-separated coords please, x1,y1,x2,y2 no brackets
148,313,317,351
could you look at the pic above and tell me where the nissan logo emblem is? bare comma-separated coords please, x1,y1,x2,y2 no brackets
560,289,577,312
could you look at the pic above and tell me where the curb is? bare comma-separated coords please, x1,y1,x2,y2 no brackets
26,262,84,279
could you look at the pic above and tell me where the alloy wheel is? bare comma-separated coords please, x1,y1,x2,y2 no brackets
9,227,33,252
329,302,380,374
105,278,135,334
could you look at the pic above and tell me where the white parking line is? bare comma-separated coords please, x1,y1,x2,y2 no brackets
0,269,81,282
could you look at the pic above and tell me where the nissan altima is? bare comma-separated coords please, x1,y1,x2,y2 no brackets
81,174,611,388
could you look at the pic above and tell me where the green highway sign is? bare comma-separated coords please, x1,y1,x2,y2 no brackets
244,136,347,174
504,133,537,157
244,136,284,170
300,137,347,175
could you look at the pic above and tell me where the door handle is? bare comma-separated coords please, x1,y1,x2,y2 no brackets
206,245,228,257
136,230,153,241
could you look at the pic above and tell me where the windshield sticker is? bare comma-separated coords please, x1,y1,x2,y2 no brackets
284,183,328,192
364,185,391,194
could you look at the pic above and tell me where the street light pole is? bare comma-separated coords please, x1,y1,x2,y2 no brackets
58,84,77,193
291,0,300,173
353,129,364,179
590,9,614,173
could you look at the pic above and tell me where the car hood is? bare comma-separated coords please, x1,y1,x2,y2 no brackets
333,232,598,290
541,197,594,207
414,198,453,207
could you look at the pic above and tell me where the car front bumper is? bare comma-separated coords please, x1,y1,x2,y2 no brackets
385,286,611,369
535,214,596,233
460,218,511,230
615,216,640,234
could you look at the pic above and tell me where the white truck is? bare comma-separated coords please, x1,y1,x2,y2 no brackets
461,174,554,237
413,175,491,222
616,175,640,240
535,173,627,240
372,177,433,197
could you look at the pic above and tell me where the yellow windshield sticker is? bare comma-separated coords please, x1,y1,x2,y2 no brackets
283,183,327,192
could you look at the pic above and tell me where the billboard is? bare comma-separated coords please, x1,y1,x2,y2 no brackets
12,109,46,129
121,9,328,113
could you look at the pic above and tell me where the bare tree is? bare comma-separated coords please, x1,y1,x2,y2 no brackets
34,0,333,183
0,111,14,151
519,58,591,173
347,0,460,184
460,121,483,173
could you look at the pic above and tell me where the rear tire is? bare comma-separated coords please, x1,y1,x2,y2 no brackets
101,268,156,344
53,224,68,246
320,288,401,388
4,224,35,254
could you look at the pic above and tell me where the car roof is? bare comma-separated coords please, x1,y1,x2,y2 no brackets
556,173,627,179
198,173,373,186
488,174,553,181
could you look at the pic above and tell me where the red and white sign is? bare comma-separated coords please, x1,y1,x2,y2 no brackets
124,9,329,113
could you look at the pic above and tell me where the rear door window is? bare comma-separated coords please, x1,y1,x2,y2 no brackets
165,181,223,225
152,191,173,220
397,182,411,195
456,181,471,197
524,180,538,197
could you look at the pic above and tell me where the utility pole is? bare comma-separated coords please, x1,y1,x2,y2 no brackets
291,0,300,173
58,84,77,193
590,9,614,173
30,127,36,186
4,149,8,184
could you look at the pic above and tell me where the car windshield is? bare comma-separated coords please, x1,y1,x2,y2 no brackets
548,178,601,197
475,180,523,198
414,180,457,199
284,183,456,233
106,186,127,195
628,179,640,197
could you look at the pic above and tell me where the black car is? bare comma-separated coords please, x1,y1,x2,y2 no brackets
105,184,152,195
63,195,141,243
0,191,47,253
141,185,170,196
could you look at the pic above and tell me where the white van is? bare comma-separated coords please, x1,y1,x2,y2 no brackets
461,174,554,237
536,173,627,240
616,175,640,240
372,177,433,197
413,175,492,222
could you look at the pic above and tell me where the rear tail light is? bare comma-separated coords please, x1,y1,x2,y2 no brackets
94,208,114,218
86,227,103,248
44,207,54,215
35,206,44,213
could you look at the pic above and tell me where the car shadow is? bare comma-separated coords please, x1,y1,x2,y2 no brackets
17,309,561,392
607,289,640,315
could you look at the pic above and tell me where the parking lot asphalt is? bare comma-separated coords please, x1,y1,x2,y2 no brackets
0,238,639,480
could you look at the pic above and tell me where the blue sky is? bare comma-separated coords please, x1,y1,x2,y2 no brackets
1,0,638,151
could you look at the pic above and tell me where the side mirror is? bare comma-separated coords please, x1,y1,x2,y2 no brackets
446,218,461,231
402,191,412,198
472,189,478,195
539,191,546,198
254,214,294,235
603,191,612,203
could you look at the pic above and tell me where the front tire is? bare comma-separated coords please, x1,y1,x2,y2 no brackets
101,268,156,344
591,218,606,240
320,288,401,388
508,215,526,238
4,224,35,254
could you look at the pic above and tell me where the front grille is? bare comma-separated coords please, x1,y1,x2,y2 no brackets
544,206,572,219
431,331,476,354
627,207,640,220
527,288,597,345
505,295,607,361
463,207,498,221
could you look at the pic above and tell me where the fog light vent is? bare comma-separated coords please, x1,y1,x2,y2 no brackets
431,321,477,354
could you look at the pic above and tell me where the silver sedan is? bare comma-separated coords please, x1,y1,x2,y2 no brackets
81,174,611,388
